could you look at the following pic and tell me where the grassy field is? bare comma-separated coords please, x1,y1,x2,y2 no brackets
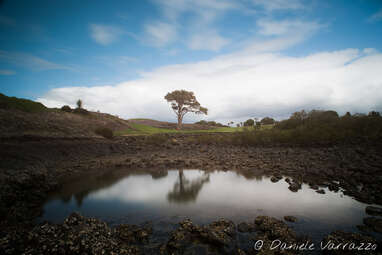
115,122,273,136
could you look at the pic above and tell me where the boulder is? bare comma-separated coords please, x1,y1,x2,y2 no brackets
283,216,298,223
365,206,382,216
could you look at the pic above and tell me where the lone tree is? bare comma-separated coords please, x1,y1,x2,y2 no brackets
164,90,208,130
76,99,83,109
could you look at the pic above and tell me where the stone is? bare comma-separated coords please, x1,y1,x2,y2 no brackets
365,206,382,216
363,217,382,233
283,216,297,223
237,222,255,233
316,189,325,194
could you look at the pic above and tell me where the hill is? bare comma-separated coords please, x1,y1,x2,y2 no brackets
0,94,237,137
0,94,132,137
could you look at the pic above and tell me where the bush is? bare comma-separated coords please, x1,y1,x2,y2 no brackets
244,119,255,126
73,108,89,115
95,127,114,139
61,105,72,112
260,117,275,125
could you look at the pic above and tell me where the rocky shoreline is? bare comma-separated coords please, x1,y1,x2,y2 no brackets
1,134,382,254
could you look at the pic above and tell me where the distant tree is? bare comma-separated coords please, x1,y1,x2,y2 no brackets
368,111,381,117
244,119,255,126
260,117,275,125
164,90,208,130
236,123,240,127
255,121,261,129
76,99,83,109
291,110,308,121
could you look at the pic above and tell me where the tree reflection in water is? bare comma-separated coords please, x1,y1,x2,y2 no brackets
167,170,210,203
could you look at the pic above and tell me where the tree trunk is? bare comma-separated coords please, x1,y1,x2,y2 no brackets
177,114,182,130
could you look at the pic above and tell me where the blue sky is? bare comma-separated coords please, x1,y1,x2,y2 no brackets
0,0,382,122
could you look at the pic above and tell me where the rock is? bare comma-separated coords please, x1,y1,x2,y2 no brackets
165,218,237,254
322,230,377,255
17,213,142,254
365,206,382,216
254,216,296,242
237,222,255,233
288,182,301,192
316,189,325,194
356,225,372,232
363,217,382,233
283,216,297,223
328,183,339,192
115,222,152,244
270,176,279,183
309,184,319,190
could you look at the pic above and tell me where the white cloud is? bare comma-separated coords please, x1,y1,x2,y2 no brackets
257,19,323,36
251,0,304,11
0,69,16,75
188,30,230,51
367,9,382,23
144,21,177,47
38,44,382,123
90,24,123,45
148,0,234,50
0,50,73,71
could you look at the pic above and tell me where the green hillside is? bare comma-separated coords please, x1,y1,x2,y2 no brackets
0,93,47,113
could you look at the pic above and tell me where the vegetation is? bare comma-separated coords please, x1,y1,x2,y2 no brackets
73,108,89,115
0,93,47,113
194,120,226,127
192,110,382,146
61,105,72,112
164,90,208,130
76,99,83,109
260,117,275,125
94,127,114,139
115,122,273,136
244,119,255,126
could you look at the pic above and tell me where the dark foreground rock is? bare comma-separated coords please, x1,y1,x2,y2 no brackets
363,217,382,233
284,216,298,223
366,206,382,216
0,214,307,255
1,213,142,255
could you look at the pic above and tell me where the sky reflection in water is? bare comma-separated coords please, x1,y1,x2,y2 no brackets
41,169,370,241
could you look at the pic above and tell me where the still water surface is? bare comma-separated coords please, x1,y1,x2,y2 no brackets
41,169,373,241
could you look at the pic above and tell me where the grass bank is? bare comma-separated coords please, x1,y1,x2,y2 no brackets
115,122,273,136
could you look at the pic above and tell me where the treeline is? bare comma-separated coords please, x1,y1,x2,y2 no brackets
275,110,382,138
194,120,227,127
195,109,382,146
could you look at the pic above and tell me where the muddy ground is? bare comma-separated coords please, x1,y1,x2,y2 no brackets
1,134,382,254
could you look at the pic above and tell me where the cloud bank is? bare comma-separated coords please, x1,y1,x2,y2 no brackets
37,45,382,123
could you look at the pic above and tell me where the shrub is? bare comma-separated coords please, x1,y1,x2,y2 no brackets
73,108,89,115
61,105,72,112
244,119,255,126
260,117,275,125
95,127,114,139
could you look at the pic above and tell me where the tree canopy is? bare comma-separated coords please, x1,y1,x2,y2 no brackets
164,90,208,129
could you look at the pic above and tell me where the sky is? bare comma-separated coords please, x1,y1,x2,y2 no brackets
0,0,382,123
